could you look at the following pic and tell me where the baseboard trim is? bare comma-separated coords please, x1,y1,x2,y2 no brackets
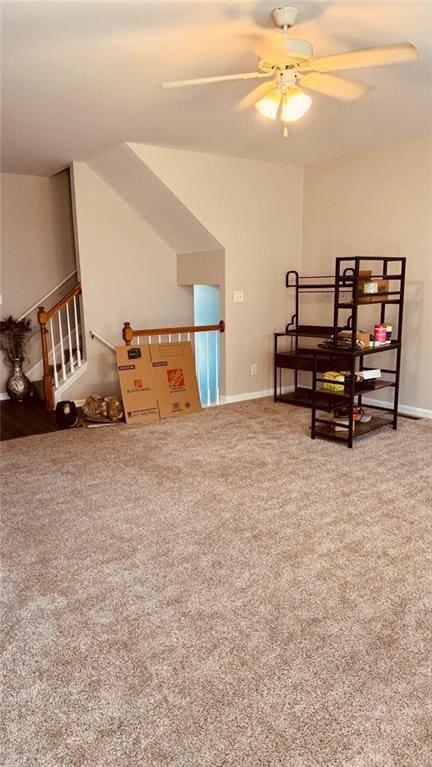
219,388,431,419
2,388,429,420
220,386,293,405
362,396,432,420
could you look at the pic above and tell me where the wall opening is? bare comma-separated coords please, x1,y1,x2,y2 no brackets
193,284,220,406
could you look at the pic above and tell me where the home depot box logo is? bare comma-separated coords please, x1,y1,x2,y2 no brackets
167,368,185,391
151,342,200,419
115,344,159,425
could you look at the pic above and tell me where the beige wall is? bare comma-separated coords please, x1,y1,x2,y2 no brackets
67,162,193,400
303,136,432,413
177,250,225,289
0,170,76,392
88,144,222,254
131,144,304,397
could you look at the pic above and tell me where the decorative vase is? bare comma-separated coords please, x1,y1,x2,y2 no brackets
6,359,31,402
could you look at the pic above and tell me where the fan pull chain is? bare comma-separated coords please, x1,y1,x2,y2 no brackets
283,125,288,138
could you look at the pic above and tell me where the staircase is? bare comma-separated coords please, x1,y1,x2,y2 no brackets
36,282,87,409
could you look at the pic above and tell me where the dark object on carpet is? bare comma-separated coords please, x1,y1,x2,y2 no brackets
55,400,78,429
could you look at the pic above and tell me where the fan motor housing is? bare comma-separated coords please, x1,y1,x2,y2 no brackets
259,38,313,72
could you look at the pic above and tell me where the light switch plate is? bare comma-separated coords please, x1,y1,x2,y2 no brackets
233,290,244,303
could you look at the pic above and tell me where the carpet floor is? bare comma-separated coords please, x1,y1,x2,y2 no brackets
1,399,431,767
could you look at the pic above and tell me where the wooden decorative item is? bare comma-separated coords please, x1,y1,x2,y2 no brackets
105,396,124,422
82,395,107,420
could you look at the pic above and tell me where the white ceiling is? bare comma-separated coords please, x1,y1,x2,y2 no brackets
1,1,431,176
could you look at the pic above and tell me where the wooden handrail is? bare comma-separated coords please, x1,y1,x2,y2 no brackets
122,320,225,345
37,283,82,325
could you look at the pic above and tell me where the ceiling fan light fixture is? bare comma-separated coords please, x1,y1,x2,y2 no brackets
280,86,312,122
255,88,281,120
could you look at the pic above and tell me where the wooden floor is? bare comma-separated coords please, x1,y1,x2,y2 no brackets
0,397,58,441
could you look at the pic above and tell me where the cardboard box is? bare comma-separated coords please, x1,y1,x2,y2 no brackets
116,341,201,425
116,344,160,425
358,279,389,303
148,342,201,419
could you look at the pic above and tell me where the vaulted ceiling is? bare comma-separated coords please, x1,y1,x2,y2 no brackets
2,1,431,175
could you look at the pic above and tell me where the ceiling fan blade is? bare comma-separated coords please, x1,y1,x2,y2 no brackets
299,72,372,101
233,80,276,112
237,32,291,61
161,72,271,90
304,42,418,73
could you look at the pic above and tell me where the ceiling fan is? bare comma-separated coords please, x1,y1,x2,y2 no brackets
161,6,418,137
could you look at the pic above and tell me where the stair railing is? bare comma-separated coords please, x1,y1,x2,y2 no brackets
122,320,225,406
37,283,82,410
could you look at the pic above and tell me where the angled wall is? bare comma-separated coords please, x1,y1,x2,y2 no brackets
70,143,302,400
129,144,304,397
67,162,194,399
88,144,222,255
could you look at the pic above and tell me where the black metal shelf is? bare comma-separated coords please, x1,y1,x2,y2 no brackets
314,415,393,443
276,389,332,411
355,274,402,281
275,258,405,448
310,255,406,448
315,378,395,401
321,340,400,357
338,303,401,309
285,325,336,338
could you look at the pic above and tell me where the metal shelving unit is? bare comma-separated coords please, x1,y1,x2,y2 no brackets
311,256,406,448
274,270,354,409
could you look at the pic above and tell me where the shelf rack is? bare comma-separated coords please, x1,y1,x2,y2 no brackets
311,256,406,448
274,270,354,409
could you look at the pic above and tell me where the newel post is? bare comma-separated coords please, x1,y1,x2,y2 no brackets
122,322,133,346
37,306,54,411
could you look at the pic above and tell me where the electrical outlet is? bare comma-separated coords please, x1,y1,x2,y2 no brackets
233,290,244,303
250,363,258,376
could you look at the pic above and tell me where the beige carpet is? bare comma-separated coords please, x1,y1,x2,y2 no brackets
1,399,431,767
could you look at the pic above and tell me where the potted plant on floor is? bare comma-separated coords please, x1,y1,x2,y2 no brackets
0,316,32,401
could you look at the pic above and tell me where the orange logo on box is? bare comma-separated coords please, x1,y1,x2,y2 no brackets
134,379,142,388
167,368,184,390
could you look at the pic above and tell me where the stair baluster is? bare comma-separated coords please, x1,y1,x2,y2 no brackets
73,295,81,368
49,318,59,388
65,303,74,375
58,310,67,382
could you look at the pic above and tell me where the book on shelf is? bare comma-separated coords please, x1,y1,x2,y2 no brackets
318,416,354,432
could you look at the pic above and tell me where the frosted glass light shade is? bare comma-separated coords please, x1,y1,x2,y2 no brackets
280,87,312,122
255,89,281,120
